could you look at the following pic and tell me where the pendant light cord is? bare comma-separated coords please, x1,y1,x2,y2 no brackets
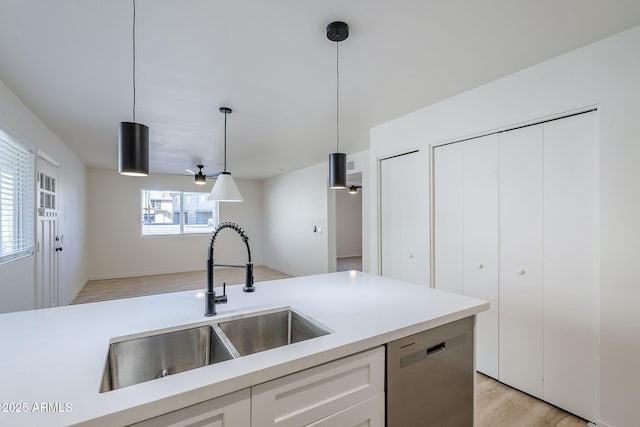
223,110,228,172
132,0,137,122
336,40,340,153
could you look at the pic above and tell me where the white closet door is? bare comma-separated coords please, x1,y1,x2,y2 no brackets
498,125,544,398
543,112,598,421
463,134,499,378
380,151,429,286
433,143,464,294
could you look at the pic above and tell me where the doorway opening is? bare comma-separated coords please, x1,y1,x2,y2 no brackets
335,172,363,272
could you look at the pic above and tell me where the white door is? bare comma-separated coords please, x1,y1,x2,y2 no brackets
462,134,499,379
433,135,500,378
36,156,60,309
543,112,598,420
498,125,544,399
433,143,464,294
379,151,429,286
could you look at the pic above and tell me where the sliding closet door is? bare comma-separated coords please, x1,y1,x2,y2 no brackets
380,151,429,286
498,125,544,399
433,143,463,295
543,112,598,420
463,135,499,378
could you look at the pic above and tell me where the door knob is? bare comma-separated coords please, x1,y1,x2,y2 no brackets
516,269,525,275
55,247,63,252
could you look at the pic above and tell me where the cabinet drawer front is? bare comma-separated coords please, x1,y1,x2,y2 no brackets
130,388,250,427
306,394,385,427
251,347,384,427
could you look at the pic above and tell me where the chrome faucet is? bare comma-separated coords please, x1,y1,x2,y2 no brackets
205,222,255,316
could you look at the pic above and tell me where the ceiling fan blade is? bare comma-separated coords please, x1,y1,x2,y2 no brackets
206,172,221,179
185,168,196,175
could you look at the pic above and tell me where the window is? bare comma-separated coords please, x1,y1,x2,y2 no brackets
141,189,217,236
0,130,35,264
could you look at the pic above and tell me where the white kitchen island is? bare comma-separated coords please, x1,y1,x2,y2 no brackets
0,271,488,426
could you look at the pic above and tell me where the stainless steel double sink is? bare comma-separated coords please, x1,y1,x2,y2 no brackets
100,308,330,392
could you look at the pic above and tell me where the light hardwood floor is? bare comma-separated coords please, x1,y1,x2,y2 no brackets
72,269,588,426
72,265,291,304
477,373,587,427
336,256,363,272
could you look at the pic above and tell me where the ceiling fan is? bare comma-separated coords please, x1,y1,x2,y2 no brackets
185,164,220,185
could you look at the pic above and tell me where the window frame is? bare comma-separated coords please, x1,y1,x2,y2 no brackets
0,129,35,265
140,188,219,237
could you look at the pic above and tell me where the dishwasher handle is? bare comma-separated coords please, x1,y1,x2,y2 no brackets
398,332,466,369
426,342,446,357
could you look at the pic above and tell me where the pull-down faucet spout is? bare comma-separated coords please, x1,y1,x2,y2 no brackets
205,222,255,316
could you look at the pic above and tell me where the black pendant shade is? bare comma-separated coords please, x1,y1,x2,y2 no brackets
118,121,149,176
329,152,346,189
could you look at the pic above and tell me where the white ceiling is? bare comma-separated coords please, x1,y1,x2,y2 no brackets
1,1,639,180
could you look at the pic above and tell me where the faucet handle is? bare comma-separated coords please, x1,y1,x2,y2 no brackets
214,282,228,304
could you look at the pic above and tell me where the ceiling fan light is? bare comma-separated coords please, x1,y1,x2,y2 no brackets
208,172,243,202
329,152,347,189
195,173,206,185
118,121,149,176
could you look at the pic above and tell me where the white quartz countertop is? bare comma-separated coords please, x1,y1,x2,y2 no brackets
0,271,488,426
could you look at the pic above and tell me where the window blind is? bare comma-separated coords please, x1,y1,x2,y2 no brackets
0,130,34,264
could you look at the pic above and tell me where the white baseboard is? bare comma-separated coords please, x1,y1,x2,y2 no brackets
591,420,612,427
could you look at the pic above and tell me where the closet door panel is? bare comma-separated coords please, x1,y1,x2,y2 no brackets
543,112,598,421
498,125,544,398
463,135,499,378
380,151,429,286
433,143,464,294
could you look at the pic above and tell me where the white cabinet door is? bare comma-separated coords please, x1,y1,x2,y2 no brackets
433,143,464,294
251,347,384,427
498,125,544,399
130,389,250,427
306,394,384,427
462,134,499,379
543,112,598,421
434,135,499,379
380,151,429,286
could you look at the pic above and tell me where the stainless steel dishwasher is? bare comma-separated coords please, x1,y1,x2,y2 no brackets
386,316,474,426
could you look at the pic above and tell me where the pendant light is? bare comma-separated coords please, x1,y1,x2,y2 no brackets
327,21,349,189
208,107,243,202
118,0,149,176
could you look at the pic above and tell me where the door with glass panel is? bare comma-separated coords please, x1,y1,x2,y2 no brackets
36,155,60,309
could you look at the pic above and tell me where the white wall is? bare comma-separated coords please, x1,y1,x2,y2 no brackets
87,169,263,280
335,188,362,258
0,79,87,313
262,162,329,277
369,26,640,427
263,150,369,277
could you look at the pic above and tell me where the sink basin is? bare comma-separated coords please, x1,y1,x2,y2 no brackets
100,309,330,392
216,309,330,356
100,325,234,392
